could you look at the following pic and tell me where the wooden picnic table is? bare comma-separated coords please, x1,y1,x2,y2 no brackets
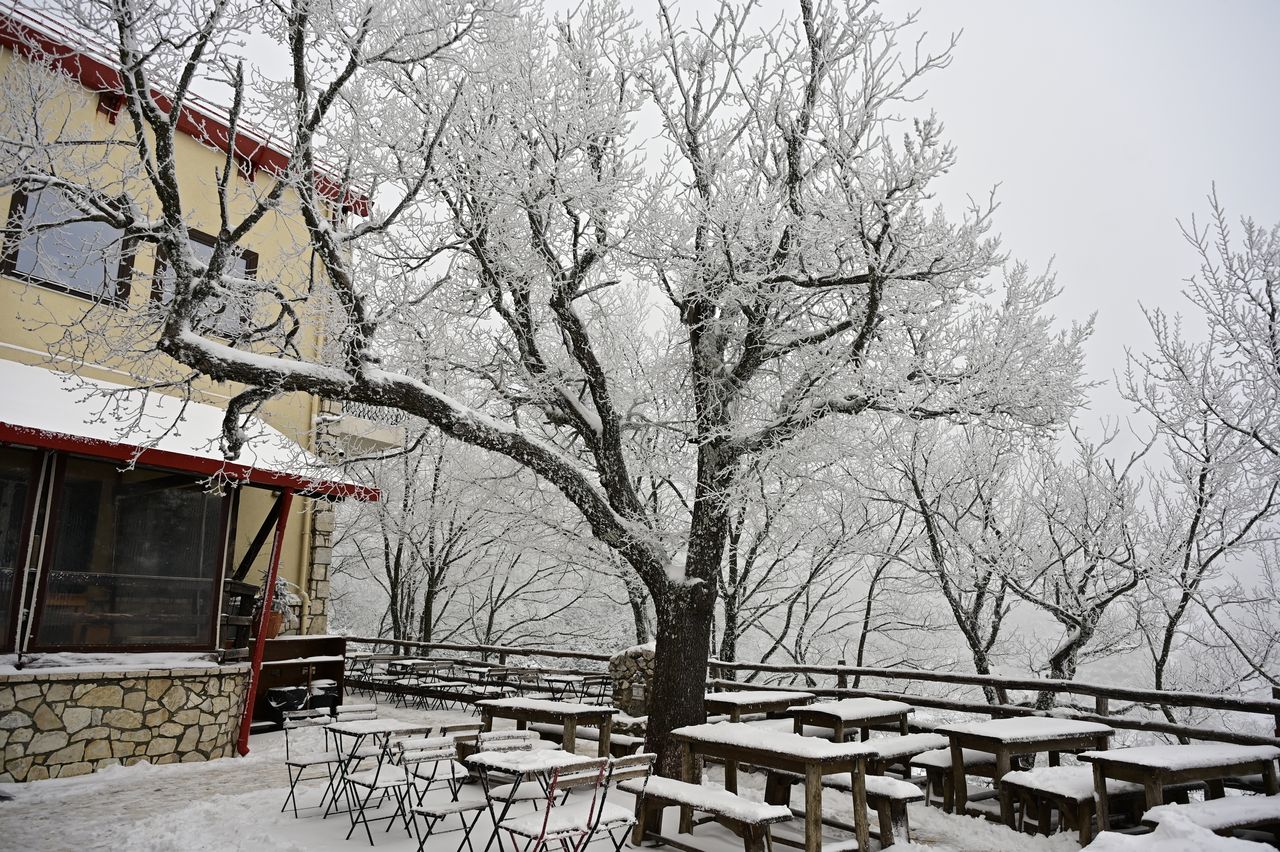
705,690,816,721
934,716,1114,824
706,691,816,791
1079,743,1280,832
673,721,877,852
788,697,913,742
477,697,619,757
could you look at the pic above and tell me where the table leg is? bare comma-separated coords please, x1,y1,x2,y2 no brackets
899,714,909,736
598,718,612,758
563,719,577,754
725,710,740,792
679,744,696,835
1144,774,1165,811
804,764,823,852
481,710,493,732
1049,751,1061,767
852,757,871,852
995,750,1014,828
1263,761,1278,796
1093,764,1110,833
834,720,846,743
949,741,967,815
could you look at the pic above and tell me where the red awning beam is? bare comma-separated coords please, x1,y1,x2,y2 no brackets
236,488,294,756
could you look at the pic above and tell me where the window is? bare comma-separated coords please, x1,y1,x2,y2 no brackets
32,458,227,650
154,230,258,340
1,186,132,302
0,446,40,651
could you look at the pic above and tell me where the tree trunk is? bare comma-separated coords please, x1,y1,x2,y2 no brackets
645,582,716,778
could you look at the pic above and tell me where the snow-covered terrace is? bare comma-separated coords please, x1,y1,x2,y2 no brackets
0,700,1260,852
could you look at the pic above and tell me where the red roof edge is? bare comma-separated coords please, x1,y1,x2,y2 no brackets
0,9,370,216
0,422,379,501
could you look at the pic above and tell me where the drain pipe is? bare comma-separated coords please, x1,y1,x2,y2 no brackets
236,488,294,756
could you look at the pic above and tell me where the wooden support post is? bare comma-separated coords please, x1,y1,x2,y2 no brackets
836,658,848,690
1273,687,1279,739
1095,696,1110,717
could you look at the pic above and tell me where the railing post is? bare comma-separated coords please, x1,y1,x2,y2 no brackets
836,659,848,691
1273,686,1279,739
1095,695,1109,717
499,651,507,666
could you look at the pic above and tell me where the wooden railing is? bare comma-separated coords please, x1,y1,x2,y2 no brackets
342,636,1280,748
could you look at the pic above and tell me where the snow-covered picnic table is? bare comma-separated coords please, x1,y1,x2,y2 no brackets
934,716,1114,823
704,690,816,721
476,697,619,756
1079,743,1280,830
787,697,914,742
672,721,878,852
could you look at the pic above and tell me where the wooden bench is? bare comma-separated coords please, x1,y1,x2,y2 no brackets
1001,766,1147,844
619,776,792,852
527,722,644,757
864,732,948,777
1144,796,1280,841
766,768,924,847
909,746,998,812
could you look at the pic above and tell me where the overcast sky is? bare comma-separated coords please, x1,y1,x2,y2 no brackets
881,0,1280,423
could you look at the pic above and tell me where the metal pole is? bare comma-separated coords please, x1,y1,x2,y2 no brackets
236,489,294,756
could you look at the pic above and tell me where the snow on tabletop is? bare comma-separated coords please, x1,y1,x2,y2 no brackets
1145,795,1280,830
0,359,355,487
792,697,914,720
704,690,815,706
935,716,1113,742
0,651,220,675
626,777,793,822
862,733,949,760
477,697,618,714
1086,809,1271,851
465,748,596,774
1078,743,1280,771
326,719,424,736
672,722,878,760
1000,766,1142,800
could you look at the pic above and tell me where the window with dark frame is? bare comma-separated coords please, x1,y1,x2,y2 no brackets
153,229,259,340
0,186,134,303
0,446,40,652
30,456,228,651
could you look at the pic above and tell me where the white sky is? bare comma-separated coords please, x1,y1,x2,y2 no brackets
887,0,1280,422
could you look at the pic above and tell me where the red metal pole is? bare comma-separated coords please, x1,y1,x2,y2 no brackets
236,489,294,756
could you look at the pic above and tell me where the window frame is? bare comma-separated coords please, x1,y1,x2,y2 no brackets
25,453,232,653
0,445,45,654
0,187,136,305
151,228,259,341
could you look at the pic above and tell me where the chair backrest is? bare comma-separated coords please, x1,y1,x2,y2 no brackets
607,752,655,788
395,735,459,769
281,708,333,759
476,729,539,753
334,703,379,722
440,721,484,738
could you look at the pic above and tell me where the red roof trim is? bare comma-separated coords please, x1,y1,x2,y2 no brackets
0,422,378,501
0,10,370,216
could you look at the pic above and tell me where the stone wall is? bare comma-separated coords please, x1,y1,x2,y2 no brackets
609,643,655,716
0,663,249,782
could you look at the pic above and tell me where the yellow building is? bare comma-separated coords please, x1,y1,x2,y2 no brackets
0,7,385,780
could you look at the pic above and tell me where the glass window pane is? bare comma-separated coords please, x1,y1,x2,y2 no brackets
36,458,224,649
156,235,254,338
9,188,125,300
0,446,39,649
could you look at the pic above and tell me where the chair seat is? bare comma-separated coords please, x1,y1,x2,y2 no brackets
347,767,411,789
286,749,342,768
410,760,469,782
414,797,489,818
489,781,549,803
501,800,633,839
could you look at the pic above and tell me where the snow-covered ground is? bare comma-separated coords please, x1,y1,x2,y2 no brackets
0,697,1231,852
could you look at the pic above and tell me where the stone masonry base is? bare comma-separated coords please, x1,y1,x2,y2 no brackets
0,663,249,782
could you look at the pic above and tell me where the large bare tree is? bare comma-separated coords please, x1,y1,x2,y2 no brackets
1,0,1087,770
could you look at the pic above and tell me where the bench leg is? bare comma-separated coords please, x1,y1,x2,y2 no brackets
876,803,896,848
741,824,769,852
1077,799,1094,846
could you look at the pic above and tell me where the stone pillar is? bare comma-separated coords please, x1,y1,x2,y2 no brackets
307,502,334,633
608,643,656,717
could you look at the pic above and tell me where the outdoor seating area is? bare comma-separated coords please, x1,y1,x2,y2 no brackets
282,645,1280,851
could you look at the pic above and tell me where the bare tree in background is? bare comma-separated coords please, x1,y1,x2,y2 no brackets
0,0,1087,771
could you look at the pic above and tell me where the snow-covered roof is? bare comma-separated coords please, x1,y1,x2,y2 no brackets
0,359,375,499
